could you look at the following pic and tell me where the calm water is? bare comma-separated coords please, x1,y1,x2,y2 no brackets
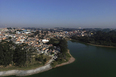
7,41,116,77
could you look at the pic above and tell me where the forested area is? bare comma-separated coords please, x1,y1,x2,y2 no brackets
0,37,70,68
0,40,29,67
48,38,71,67
71,31,116,46
0,40,47,68
48,38,68,54
56,39,71,63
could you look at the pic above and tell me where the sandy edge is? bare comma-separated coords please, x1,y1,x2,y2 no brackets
54,50,75,68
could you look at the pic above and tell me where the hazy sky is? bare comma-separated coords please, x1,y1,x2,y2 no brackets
0,0,116,28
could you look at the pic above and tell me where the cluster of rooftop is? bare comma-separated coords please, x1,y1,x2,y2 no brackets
0,28,61,60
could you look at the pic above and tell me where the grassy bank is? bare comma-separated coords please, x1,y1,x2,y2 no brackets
0,63,43,71
51,49,75,68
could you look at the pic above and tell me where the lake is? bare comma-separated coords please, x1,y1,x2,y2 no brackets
7,41,116,77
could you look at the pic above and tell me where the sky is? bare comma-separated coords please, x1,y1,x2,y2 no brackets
0,0,116,28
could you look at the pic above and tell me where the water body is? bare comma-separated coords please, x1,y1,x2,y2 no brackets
7,41,116,77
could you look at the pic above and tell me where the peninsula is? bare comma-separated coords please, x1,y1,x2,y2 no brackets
1,27,116,76
0,28,75,76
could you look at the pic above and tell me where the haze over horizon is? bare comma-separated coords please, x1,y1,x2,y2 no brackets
0,0,116,28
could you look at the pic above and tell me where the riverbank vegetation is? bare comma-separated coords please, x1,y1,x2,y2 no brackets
71,31,116,47
0,40,50,71
48,38,71,67
0,38,71,71
51,51,71,67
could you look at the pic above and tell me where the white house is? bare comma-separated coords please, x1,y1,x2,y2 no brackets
42,39,49,43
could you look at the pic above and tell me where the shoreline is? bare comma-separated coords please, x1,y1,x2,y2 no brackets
54,50,75,68
0,63,52,77
0,50,75,76
70,39,116,48
87,43,116,48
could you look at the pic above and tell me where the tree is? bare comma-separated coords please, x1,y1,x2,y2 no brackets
49,38,56,44
8,37,12,40
0,41,14,67
49,46,54,50
13,44,26,66
71,30,116,46
59,39,67,53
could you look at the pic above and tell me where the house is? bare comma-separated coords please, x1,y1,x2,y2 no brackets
42,39,49,43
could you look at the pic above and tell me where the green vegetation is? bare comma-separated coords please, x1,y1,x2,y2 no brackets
0,40,14,67
35,54,51,65
71,31,116,47
0,40,50,70
0,62,43,71
48,38,59,45
13,43,27,67
49,38,71,67
51,51,71,68
0,40,30,67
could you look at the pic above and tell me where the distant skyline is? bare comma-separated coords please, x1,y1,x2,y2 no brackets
0,0,116,28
